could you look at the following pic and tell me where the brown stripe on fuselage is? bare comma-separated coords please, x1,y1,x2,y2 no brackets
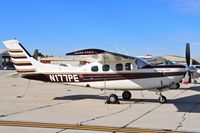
22,74,49,82
21,72,186,82
144,65,186,69
81,72,186,82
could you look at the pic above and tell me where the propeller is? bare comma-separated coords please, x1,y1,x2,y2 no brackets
184,43,197,83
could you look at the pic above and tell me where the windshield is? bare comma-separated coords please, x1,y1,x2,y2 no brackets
145,57,174,65
135,58,150,69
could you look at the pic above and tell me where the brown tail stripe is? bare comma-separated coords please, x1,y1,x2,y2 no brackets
11,56,27,59
12,61,31,64
16,68,36,73
14,62,32,66
8,49,23,53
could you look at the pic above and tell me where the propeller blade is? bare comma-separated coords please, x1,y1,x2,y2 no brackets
186,43,190,67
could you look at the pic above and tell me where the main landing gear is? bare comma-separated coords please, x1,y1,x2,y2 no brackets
122,91,132,100
106,94,120,104
106,91,132,104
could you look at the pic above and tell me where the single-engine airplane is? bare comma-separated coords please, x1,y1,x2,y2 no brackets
2,39,195,104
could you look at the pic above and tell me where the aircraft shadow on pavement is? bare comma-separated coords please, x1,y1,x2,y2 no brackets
171,94,200,113
179,86,200,92
53,86,200,113
54,93,200,113
53,94,106,101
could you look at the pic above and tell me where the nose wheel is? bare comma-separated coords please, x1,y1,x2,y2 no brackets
159,95,167,104
157,90,167,104
193,80,198,84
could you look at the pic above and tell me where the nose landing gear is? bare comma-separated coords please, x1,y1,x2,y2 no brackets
193,80,198,84
159,95,167,104
157,90,167,104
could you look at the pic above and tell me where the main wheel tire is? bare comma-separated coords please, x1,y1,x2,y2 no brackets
122,91,132,100
107,94,119,104
159,96,167,104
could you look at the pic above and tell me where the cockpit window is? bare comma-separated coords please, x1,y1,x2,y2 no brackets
135,58,149,69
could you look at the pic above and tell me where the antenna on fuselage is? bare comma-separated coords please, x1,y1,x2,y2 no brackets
17,80,31,98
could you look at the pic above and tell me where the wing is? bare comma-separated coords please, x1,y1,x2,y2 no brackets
66,49,135,63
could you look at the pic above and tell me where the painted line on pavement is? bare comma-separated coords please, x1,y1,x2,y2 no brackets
0,120,184,133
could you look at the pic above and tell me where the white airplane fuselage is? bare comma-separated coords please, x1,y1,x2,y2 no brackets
21,60,186,91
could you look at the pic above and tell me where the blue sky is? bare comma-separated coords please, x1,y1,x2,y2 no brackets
0,0,200,58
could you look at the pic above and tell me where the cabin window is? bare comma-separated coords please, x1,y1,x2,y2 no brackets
125,63,132,70
116,63,123,71
102,64,110,71
91,66,99,72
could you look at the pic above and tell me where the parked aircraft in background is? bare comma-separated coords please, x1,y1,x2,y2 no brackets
2,39,196,104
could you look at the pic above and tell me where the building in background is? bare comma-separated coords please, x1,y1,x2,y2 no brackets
195,58,200,64
163,55,200,65
0,49,90,70
0,49,14,70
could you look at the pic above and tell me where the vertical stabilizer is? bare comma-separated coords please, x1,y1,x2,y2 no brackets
3,39,37,73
